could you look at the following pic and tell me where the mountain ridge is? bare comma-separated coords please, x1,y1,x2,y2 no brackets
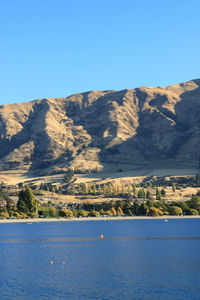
0,79,200,174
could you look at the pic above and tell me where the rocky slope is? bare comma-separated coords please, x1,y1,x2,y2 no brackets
0,79,200,174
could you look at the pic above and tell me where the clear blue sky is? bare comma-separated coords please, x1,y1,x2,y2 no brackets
0,0,200,105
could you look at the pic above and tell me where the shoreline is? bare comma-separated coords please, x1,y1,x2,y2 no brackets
1,215,200,224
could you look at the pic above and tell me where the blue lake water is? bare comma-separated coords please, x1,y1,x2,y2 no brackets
0,219,200,299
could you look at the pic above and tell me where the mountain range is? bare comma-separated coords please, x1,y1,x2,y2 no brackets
0,79,200,174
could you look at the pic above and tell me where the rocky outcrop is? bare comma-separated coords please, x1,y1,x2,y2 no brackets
0,79,200,173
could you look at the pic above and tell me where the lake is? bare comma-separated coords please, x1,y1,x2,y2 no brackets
0,219,200,299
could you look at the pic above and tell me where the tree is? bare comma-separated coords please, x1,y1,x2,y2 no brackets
59,187,63,194
78,184,81,194
17,186,37,215
59,209,73,218
137,189,143,198
105,210,113,216
142,187,146,199
172,182,176,192
187,208,199,215
113,185,118,196
49,207,57,217
78,210,89,217
98,184,102,194
63,169,74,183
132,183,136,196
6,198,14,216
0,211,9,218
99,208,105,215
83,183,87,194
117,207,123,216
146,190,152,200
156,188,162,200
126,209,132,216
92,184,97,195
176,201,189,213
88,184,92,194
161,188,166,197
133,201,140,215
103,184,107,195
121,185,125,195
127,185,131,195
138,203,148,215
108,185,112,196
168,206,183,215
188,195,200,212
39,207,50,218
72,185,75,195
89,210,100,217
146,199,154,207
147,207,163,216
137,188,145,198
111,207,117,216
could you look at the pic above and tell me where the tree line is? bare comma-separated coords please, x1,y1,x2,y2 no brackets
1,186,200,219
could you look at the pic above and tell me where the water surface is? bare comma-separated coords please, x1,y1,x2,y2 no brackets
0,219,200,299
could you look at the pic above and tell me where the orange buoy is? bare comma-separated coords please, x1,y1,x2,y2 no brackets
50,261,53,264
100,234,103,239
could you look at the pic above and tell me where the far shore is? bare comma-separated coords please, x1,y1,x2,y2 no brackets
1,215,200,224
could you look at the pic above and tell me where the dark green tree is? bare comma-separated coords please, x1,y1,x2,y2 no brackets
161,188,166,197
64,169,74,183
168,206,183,215
17,186,37,215
132,183,136,196
146,190,152,200
156,188,162,200
138,203,148,215
6,198,14,215
133,201,140,215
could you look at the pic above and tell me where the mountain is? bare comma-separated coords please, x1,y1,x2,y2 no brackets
0,79,200,174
